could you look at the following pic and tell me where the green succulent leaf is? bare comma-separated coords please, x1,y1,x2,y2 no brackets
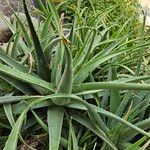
0,63,55,92
52,39,73,105
48,106,64,150
23,0,50,81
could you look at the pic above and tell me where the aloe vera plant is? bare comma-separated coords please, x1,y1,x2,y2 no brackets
0,0,150,149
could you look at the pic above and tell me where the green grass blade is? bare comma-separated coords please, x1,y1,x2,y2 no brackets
118,142,140,150
74,50,128,84
47,106,64,150
114,76,150,83
3,104,15,127
0,73,38,95
70,120,79,150
0,122,10,129
87,0,96,14
109,91,132,128
67,97,150,138
11,31,21,59
90,106,150,138
10,10,33,48
89,73,101,106
120,118,150,141
31,109,48,132
5,32,17,55
86,105,109,136
3,111,26,150
140,139,150,150
41,15,52,38
33,0,48,16
135,13,146,76
0,95,41,104
0,12,30,55
107,65,120,127
41,15,52,50
72,115,117,150
51,43,64,86
31,108,68,149
0,49,32,74
126,135,149,150
3,103,34,150
73,30,93,67
110,89,120,113
74,30,96,74
109,66,120,114
68,120,72,150
47,0,61,35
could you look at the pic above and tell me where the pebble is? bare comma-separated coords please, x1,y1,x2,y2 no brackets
0,16,12,43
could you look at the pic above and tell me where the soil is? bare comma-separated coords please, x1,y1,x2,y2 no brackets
0,0,34,17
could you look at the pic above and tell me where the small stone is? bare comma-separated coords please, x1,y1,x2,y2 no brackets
0,16,12,43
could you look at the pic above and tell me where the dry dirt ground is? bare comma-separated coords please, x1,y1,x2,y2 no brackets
0,0,34,17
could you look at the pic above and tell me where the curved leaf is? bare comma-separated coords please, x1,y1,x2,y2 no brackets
23,0,50,81
73,82,150,93
0,63,54,92
48,106,64,150
52,40,73,105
